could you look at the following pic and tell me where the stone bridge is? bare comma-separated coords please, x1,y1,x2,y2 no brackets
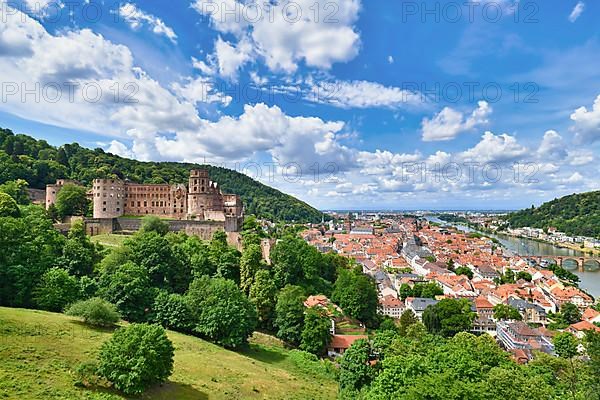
527,255,600,272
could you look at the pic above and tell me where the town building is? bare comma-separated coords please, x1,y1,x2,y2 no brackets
508,298,547,325
496,321,554,359
405,297,438,321
379,295,404,318
327,334,369,357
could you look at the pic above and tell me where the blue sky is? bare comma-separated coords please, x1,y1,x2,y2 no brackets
1,0,599,210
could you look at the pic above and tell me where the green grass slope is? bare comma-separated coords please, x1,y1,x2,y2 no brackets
0,307,337,400
0,128,324,222
507,190,600,238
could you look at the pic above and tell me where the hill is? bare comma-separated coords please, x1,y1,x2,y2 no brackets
506,191,600,238
0,307,337,399
0,127,323,222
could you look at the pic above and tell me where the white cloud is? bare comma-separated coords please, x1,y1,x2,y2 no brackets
461,131,527,163
388,55,394,64
567,149,594,166
106,140,134,158
170,76,231,106
214,36,253,80
537,130,567,159
192,0,361,74
570,94,600,143
568,1,585,22
307,80,422,109
421,101,491,141
118,3,177,44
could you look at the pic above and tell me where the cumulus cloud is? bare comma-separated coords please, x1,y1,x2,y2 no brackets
570,94,600,143
118,3,178,43
421,101,491,141
537,130,567,159
461,131,528,163
192,0,361,74
568,1,585,22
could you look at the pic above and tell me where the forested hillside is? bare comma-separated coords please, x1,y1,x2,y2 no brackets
507,191,600,238
0,128,323,222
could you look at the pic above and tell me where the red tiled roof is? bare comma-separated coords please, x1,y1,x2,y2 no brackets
329,335,368,350
568,321,600,333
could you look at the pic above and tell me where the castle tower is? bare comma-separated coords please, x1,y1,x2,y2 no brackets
93,178,126,218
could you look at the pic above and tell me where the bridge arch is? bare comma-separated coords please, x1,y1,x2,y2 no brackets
561,258,580,270
583,259,600,271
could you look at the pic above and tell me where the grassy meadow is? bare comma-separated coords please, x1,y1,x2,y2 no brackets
0,307,338,399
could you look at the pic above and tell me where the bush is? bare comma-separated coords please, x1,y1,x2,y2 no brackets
33,268,80,312
97,324,174,395
151,291,195,333
66,297,120,327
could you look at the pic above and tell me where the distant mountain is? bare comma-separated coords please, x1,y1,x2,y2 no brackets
507,191,600,238
0,128,324,222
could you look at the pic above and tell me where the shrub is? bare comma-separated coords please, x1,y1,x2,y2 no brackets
66,297,120,327
33,268,80,312
97,324,174,395
151,291,195,333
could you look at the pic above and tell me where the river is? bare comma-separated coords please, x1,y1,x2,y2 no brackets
426,217,600,298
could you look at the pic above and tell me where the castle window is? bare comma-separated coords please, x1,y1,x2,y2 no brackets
116,208,120,212
144,201,147,207
103,208,106,212
103,201,106,205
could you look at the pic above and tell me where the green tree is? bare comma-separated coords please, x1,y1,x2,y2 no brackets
151,291,195,333
454,266,473,279
140,215,169,235
186,276,257,348
339,339,372,392
515,271,533,282
332,268,379,327
97,324,174,395
249,269,278,329
240,243,262,294
300,307,332,356
493,304,523,321
583,330,600,399
399,284,412,300
0,179,30,204
553,332,580,400
275,285,306,346
65,297,120,327
0,192,20,217
33,268,80,312
126,231,189,293
58,220,99,276
398,309,419,337
560,303,582,325
423,298,476,337
98,261,155,322
209,231,241,284
54,184,89,218
0,205,64,307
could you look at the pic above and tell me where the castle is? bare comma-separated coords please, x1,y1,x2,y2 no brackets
91,169,243,222
45,170,244,238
